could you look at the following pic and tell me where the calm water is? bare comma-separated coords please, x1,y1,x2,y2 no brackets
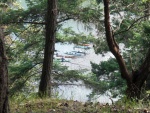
53,42,118,103
55,42,113,71
53,81,118,103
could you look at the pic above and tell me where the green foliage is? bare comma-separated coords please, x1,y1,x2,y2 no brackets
0,0,15,3
57,27,96,44
91,0,150,99
91,58,126,97
1,0,100,97
52,67,108,96
91,58,119,76
142,0,150,2
5,22,45,95
2,0,149,102
143,22,150,37
93,38,109,54
96,0,102,4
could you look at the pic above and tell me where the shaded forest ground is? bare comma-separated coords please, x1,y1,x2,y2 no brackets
10,97,150,113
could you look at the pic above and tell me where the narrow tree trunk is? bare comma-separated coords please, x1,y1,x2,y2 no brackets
104,0,131,82
38,0,57,97
0,27,9,113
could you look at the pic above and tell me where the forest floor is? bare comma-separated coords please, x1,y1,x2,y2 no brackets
10,98,150,113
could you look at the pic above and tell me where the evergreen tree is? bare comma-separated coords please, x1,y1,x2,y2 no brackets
38,0,57,97
103,0,150,99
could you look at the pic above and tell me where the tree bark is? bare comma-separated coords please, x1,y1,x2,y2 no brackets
38,0,57,97
0,27,9,113
103,0,150,99
103,0,131,82
126,49,150,99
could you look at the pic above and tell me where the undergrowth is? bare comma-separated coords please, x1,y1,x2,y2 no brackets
10,93,150,113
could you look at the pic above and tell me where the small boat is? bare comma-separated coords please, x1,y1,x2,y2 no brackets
73,51,86,55
55,52,75,58
55,54,64,57
54,57,70,62
73,45,91,50
65,51,84,56
82,44,90,46
64,55,75,58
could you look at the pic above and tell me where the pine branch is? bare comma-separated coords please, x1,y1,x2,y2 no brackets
114,14,150,36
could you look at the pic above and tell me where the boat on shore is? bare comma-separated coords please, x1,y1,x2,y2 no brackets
65,51,85,56
54,57,70,62
73,45,91,50
55,52,76,58
81,44,90,46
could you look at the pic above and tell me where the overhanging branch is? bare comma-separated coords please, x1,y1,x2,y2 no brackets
9,17,73,25
104,0,131,82
114,14,150,36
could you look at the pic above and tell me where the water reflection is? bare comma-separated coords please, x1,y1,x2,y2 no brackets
52,81,117,104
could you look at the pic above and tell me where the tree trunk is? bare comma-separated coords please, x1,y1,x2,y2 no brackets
0,27,9,113
103,0,150,99
38,0,57,97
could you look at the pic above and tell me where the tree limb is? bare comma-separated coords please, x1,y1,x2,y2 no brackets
114,14,150,36
104,0,131,82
